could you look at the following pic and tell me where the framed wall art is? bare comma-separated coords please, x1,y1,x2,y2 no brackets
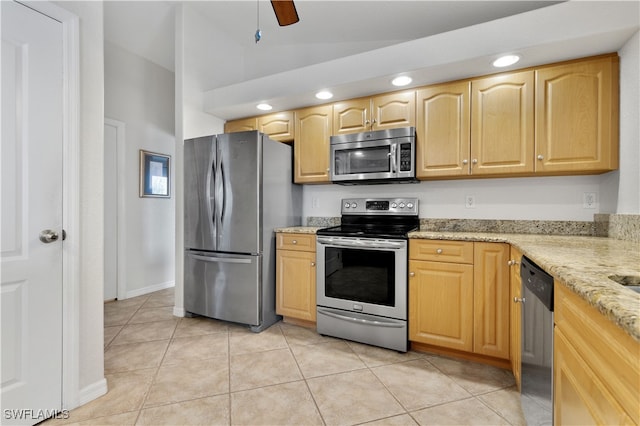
139,150,170,198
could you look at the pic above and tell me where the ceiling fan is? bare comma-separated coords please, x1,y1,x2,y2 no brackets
270,0,299,26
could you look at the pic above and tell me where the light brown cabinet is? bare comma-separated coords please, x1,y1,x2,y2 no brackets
508,247,522,391
416,81,471,178
225,112,294,143
293,105,332,184
554,282,639,425
276,233,317,323
333,91,415,136
535,55,619,173
473,242,510,359
409,240,510,362
224,117,257,133
409,241,474,352
257,111,294,142
470,71,535,176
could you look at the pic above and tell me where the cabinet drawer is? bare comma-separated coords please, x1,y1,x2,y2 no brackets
276,233,316,252
409,240,473,264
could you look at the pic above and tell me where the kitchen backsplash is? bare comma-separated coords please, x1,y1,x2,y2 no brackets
307,215,640,242
595,214,640,242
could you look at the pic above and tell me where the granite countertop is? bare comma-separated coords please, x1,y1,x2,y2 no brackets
409,231,640,342
274,226,323,234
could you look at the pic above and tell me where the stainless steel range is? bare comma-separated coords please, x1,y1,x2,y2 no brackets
316,198,419,352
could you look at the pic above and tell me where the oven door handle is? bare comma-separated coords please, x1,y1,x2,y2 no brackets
317,308,405,328
317,237,405,250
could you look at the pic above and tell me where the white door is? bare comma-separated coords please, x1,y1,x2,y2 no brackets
1,2,64,424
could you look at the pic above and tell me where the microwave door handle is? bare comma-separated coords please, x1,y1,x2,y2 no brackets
390,144,397,174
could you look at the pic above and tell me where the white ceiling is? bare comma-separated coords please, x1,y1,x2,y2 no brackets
104,1,640,120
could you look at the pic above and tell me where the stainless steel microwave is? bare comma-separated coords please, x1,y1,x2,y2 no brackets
330,127,417,184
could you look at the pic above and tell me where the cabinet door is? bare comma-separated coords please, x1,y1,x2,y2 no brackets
554,329,632,426
294,105,332,183
416,82,471,178
332,98,370,135
535,55,619,173
372,91,415,131
473,243,510,359
471,71,534,176
224,117,258,133
509,247,522,390
276,249,316,322
258,111,294,142
409,260,474,352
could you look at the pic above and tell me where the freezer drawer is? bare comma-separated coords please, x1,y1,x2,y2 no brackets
184,250,261,326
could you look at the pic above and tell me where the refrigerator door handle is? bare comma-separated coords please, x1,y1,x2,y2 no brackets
186,252,252,264
214,147,223,247
220,160,227,223
206,144,217,242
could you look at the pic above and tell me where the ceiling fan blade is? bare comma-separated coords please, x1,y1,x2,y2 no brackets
270,0,299,26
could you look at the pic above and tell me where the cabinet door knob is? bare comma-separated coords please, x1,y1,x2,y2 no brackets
292,240,297,244
409,272,415,277
436,248,443,254
311,262,316,267
537,154,544,160
462,159,468,165
472,159,478,164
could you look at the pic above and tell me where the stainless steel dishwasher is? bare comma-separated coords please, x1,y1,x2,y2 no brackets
520,256,554,426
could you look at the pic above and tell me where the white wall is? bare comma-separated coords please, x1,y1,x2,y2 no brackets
615,31,640,214
54,0,105,403
303,32,640,222
104,42,176,296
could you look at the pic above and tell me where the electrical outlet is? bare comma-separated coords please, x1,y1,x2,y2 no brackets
465,195,476,209
583,192,597,209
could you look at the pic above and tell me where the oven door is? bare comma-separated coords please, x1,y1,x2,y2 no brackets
331,139,396,182
316,236,407,320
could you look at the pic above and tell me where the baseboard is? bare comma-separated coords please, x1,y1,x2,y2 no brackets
77,377,107,407
124,281,174,299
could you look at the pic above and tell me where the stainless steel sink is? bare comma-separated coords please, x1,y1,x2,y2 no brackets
608,275,640,293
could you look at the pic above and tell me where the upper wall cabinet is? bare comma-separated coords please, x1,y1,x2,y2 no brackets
225,112,294,143
293,105,332,184
258,111,294,143
224,117,257,134
416,81,471,178
333,90,415,136
535,55,619,173
471,70,535,176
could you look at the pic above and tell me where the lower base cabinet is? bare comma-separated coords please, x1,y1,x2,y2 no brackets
409,240,510,361
554,282,639,425
275,233,317,323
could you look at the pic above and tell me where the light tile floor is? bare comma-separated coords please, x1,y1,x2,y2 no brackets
47,288,526,425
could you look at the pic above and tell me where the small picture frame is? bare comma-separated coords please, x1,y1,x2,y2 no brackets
139,150,170,198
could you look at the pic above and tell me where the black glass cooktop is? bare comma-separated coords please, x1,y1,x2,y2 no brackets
317,218,419,239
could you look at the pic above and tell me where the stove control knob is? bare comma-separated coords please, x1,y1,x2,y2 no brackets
407,203,414,209
391,202,397,208
351,202,357,208
344,202,351,208
399,203,406,208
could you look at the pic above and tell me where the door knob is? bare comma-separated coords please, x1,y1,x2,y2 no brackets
39,229,59,243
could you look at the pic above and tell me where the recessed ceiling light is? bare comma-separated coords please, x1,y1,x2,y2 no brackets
493,55,520,68
391,76,412,87
256,103,272,111
315,91,333,100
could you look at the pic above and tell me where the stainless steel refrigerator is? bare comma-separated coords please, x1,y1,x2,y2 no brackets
184,131,301,332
